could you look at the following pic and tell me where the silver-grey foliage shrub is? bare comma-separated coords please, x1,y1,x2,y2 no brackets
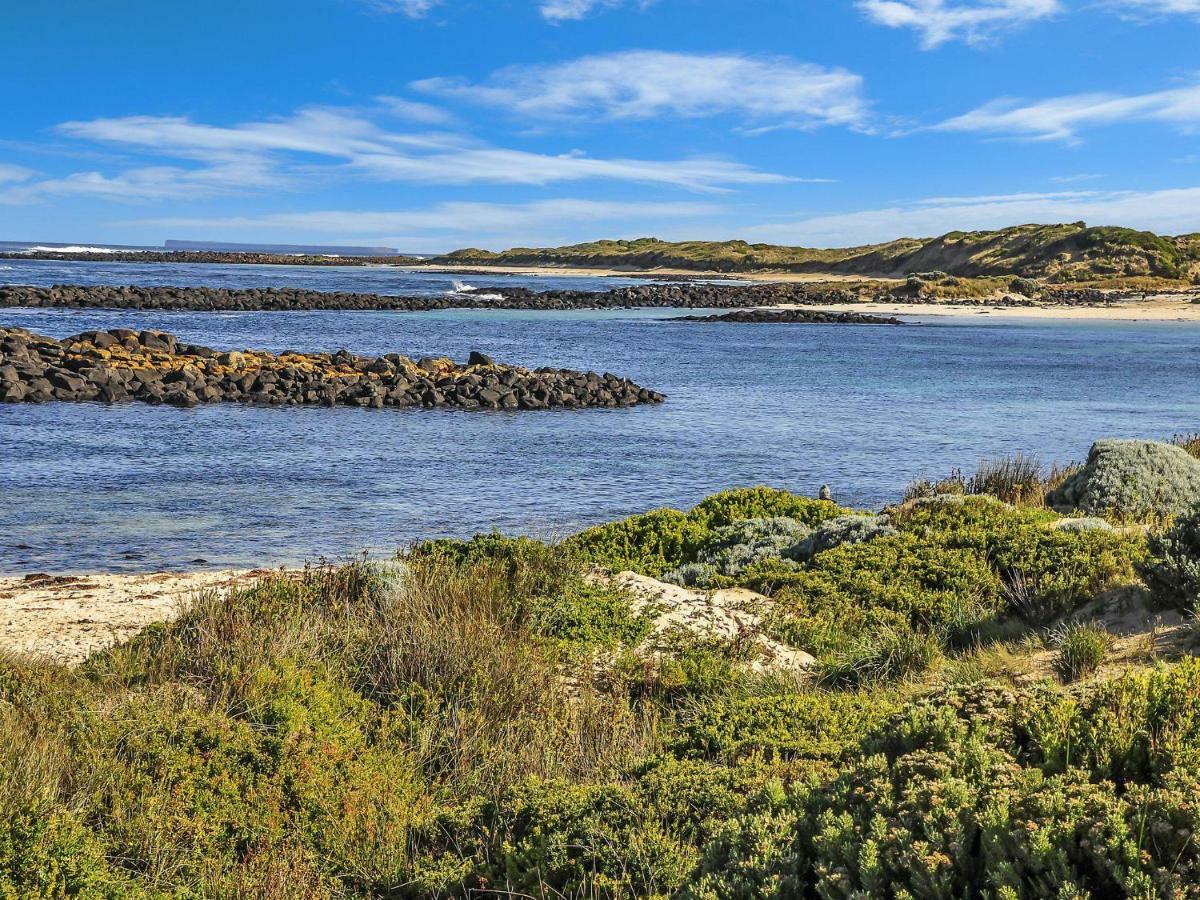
1139,507,1200,611
663,517,810,587
788,514,897,563
1047,439,1200,522
1053,517,1115,533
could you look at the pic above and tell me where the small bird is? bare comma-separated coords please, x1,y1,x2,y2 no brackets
819,485,833,502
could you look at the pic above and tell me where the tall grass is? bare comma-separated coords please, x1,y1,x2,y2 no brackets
904,453,1077,508
1173,432,1200,461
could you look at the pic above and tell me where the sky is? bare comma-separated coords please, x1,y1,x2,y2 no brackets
2,0,1199,252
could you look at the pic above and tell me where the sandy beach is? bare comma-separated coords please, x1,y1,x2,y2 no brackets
784,298,1200,323
0,569,267,665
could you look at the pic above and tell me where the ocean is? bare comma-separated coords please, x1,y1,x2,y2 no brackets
2,258,1199,572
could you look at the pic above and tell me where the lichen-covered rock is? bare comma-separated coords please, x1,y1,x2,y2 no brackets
788,514,897,562
1047,439,1200,522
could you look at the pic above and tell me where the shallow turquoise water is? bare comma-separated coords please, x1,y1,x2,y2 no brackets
2,261,1199,572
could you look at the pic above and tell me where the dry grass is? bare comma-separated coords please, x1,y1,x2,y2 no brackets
1173,433,1200,461
903,453,1077,508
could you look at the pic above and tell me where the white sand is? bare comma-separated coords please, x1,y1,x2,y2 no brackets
614,570,815,672
0,570,266,665
785,298,1200,323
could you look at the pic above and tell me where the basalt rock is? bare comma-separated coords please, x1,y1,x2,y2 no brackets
0,282,868,313
0,327,665,412
672,308,903,325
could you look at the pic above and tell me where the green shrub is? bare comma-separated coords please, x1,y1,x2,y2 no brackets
568,488,845,577
1051,621,1114,682
1139,506,1200,612
667,689,902,764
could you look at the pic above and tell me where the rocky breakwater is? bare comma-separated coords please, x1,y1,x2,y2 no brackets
673,308,903,325
0,327,664,411
0,282,868,312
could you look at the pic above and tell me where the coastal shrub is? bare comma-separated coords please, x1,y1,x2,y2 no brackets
1139,506,1200,612
897,494,1143,620
1010,276,1041,295
1051,621,1114,682
787,514,896,562
0,496,1189,897
663,517,810,587
1025,658,1200,784
568,488,845,577
666,689,902,764
1047,438,1200,522
688,488,843,530
566,508,711,577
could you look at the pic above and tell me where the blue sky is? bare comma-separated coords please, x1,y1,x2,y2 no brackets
3,0,1199,251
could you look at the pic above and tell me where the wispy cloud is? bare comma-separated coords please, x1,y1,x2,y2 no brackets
1,103,790,204
539,0,627,21
415,51,869,131
746,187,1200,247
934,83,1200,141
0,164,34,184
362,0,443,17
122,198,721,253
859,0,1061,48
1116,0,1200,16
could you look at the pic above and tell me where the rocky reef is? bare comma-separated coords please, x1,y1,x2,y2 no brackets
0,327,663,411
673,308,903,325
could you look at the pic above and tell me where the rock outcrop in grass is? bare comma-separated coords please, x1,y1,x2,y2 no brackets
0,327,664,410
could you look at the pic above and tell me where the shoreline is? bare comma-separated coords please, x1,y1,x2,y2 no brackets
0,569,265,665
786,298,1200,323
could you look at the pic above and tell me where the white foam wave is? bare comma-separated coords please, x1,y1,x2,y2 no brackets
26,245,141,254
450,280,476,293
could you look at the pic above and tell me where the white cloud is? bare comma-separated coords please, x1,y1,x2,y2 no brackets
0,159,283,205
0,164,34,184
1118,0,1200,15
3,104,790,203
376,96,454,125
127,199,718,234
121,199,721,253
745,187,1200,247
415,51,869,130
859,0,1061,48
539,0,620,20
363,0,443,17
935,83,1200,141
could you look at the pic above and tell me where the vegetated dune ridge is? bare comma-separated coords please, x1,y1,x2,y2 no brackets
441,223,1200,282
6,222,1200,284
4,437,1200,896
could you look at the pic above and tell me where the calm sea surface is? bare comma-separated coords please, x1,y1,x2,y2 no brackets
2,259,1199,573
